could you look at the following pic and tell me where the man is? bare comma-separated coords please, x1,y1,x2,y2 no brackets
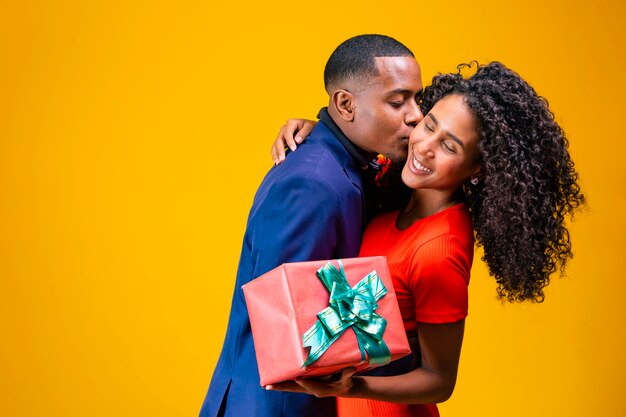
199,34,423,417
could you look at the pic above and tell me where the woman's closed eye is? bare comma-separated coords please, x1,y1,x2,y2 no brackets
442,140,457,153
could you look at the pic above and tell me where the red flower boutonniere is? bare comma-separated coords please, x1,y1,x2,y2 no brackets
374,154,392,185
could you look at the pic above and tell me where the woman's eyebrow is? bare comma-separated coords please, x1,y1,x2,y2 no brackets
428,114,465,148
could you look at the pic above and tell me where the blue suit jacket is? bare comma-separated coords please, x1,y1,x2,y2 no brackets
199,121,366,417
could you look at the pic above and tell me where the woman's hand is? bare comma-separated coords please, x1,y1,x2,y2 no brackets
271,118,316,165
266,320,464,404
266,367,357,398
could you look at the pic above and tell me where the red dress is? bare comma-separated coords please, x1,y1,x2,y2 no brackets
338,203,474,417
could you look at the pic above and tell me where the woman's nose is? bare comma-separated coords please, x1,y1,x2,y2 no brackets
416,139,435,158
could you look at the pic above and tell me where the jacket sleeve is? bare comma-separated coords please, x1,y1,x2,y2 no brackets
248,172,344,278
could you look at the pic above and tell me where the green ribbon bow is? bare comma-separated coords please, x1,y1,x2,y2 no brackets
302,260,391,367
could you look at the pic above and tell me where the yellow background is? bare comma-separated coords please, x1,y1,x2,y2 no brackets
1,1,624,416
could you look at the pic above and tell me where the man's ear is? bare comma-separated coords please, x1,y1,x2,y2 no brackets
331,90,356,122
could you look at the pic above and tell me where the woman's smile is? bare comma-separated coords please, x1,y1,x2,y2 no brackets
409,150,434,174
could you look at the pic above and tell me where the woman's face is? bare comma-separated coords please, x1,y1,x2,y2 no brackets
401,94,481,193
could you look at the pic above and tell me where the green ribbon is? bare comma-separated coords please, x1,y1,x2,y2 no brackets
302,260,391,367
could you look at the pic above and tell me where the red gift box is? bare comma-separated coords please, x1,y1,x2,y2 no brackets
242,256,411,387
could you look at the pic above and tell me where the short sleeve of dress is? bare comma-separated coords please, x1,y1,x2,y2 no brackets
410,235,471,324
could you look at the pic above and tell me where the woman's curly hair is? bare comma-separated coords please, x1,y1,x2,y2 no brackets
417,61,585,302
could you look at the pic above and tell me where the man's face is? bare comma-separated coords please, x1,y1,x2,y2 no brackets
349,56,423,161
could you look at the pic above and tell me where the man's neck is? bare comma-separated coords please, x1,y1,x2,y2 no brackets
318,107,379,171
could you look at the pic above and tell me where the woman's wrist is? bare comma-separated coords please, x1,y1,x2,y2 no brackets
345,375,367,398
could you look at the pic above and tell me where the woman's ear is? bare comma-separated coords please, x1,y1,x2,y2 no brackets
469,165,483,185
331,90,355,122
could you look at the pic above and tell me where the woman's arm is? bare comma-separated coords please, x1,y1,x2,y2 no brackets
268,319,465,404
271,118,316,165
351,320,464,403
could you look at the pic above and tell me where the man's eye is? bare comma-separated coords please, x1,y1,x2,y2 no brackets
390,101,403,108
424,123,434,132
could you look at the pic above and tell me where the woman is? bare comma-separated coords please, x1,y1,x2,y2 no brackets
268,62,584,416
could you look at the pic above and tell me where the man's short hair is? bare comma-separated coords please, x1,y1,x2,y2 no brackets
324,34,414,91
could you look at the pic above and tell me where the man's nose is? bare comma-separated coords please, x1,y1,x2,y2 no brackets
406,101,424,126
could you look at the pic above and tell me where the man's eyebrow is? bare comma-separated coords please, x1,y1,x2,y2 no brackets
427,114,465,148
387,88,422,96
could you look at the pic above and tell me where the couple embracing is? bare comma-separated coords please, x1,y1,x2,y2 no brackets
200,34,584,417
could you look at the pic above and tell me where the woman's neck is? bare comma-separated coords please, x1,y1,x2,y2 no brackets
396,189,463,230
